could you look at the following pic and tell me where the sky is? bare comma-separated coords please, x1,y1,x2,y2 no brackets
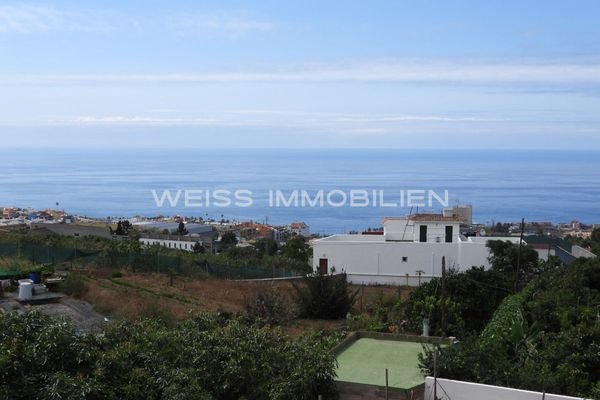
1,0,600,149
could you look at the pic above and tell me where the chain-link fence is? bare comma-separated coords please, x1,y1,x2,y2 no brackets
0,243,301,280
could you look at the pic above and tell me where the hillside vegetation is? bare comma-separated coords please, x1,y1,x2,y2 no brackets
419,249,600,398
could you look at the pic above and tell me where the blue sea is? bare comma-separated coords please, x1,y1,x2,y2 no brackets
1,149,599,234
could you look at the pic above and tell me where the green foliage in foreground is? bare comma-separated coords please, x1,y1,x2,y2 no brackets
405,240,550,337
420,257,600,398
405,266,515,336
0,311,338,400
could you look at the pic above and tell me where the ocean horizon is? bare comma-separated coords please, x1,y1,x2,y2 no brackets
2,148,599,233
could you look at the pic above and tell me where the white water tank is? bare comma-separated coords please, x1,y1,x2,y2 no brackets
18,279,33,300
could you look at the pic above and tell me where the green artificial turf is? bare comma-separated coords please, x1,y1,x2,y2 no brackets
335,338,425,389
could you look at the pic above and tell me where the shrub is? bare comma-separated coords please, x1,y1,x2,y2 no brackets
244,288,295,324
59,272,86,297
294,272,357,319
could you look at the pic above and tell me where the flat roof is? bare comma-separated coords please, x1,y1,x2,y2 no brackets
315,234,384,243
382,214,464,223
315,234,518,244
335,338,426,390
408,213,463,222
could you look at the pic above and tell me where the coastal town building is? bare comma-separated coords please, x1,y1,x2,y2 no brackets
137,222,216,253
138,236,214,253
290,221,310,237
522,234,596,262
312,213,520,285
2,207,18,219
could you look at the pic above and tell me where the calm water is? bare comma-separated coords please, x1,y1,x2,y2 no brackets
1,149,599,233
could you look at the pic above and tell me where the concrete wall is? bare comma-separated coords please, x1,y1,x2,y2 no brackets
336,381,422,400
384,219,414,241
534,247,556,261
346,273,434,286
424,378,584,400
312,237,494,285
313,240,460,276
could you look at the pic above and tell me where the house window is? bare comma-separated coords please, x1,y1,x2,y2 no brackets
402,256,408,262
445,226,453,243
419,225,427,242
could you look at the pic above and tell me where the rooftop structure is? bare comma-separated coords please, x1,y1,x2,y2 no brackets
443,204,473,225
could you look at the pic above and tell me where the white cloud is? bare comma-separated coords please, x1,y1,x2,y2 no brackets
4,61,600,84
0,5,272,36
68,116,222,125
168,12,273,37
51,111,506,129
0,4,114,34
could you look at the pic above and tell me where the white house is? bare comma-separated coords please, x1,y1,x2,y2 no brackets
312,214,520,285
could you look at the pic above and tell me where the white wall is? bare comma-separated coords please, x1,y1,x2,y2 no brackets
415,222,460,243
424,377,584,400
312,236,494,285
383,219,414,241
534,247,556,261
383,219,460,243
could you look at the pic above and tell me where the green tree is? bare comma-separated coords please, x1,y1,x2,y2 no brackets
405,267,515,336
253,238,279,258
281,236,309,263
219,232,237,251
177,221,188,236
487,240,540,287
294,272,357,319
192,241,204,254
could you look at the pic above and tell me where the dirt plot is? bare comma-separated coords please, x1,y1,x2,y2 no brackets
83,273,298,320
81,271,413,333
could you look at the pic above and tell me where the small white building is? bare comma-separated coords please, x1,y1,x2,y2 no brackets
140,238,197,251
312,214,520,285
